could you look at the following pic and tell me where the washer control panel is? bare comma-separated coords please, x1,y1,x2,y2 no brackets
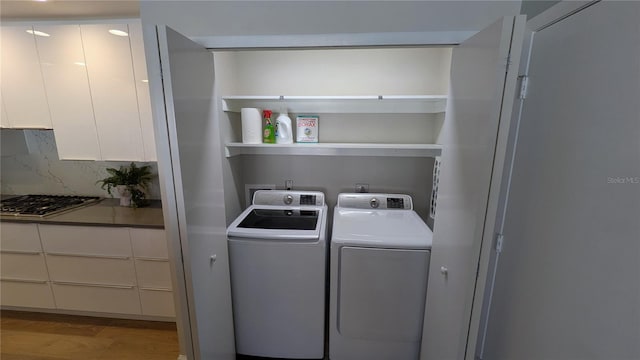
253,190,325,207
337,193,413,210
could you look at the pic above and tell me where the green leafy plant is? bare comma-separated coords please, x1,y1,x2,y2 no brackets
97,162,154,208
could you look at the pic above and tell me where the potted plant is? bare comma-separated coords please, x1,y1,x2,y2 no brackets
97,162,154,208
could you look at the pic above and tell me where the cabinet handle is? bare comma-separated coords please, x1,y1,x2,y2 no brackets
1,277,47,284
46,252,130,260
51,280,134,289
140,286,172,292
0,250,41,255
136,257,168,262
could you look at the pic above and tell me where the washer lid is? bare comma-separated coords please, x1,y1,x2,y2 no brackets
228,205,326,241
332,208,432,249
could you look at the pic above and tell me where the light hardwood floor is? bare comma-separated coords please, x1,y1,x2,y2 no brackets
0,310,180,360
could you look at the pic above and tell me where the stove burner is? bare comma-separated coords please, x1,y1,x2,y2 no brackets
0,195,100,217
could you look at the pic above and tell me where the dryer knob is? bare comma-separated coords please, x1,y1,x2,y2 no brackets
370,198,379,208
284,194,294,205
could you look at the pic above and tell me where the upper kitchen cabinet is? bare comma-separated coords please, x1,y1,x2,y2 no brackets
8,20,158,161
33,25,101,160
0,26,52,129
80,23,145,161
128,22,157,161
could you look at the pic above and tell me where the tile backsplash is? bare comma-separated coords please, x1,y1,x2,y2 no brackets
0,130,161,199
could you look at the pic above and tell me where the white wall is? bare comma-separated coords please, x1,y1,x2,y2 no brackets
222,48,451,96
214,48,450,222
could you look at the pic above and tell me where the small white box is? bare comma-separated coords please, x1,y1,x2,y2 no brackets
296,115,319,143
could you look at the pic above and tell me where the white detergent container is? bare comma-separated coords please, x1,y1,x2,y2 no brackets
275,112,293,144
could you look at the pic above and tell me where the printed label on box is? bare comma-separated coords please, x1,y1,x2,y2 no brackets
296,115,319,143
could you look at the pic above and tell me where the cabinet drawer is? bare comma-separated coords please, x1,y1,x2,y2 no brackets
51,282,141,315
139,289,175,317
130,228,168,259
0,223,41,251
135,259,172,290
39,225,131,256
1,280,55,308
0,252,48,280
46,255,135,286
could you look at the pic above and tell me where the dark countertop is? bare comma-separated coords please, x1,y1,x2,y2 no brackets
0,198,165,229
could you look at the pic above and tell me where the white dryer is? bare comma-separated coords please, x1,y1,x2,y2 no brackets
330,193,433,360
227,190,327,359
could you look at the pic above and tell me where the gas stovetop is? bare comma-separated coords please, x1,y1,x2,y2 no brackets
0,195,101,217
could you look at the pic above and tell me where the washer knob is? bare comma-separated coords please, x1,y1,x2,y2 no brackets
283,194,294,205
370,198,379,208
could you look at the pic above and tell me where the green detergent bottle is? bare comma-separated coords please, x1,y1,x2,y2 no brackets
262,109,275,143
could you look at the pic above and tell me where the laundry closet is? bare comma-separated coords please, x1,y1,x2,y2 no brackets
213,47,451,223
147,15,524,359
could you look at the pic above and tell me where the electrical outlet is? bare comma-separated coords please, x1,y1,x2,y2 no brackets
355,183,369,193
285,180,293,190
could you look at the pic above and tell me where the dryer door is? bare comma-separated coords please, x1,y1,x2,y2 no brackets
339,247,430,342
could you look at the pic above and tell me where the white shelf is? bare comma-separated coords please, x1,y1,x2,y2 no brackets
225,142,442,158
221,95,447,114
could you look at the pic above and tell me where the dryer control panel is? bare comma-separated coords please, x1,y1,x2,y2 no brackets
253,190,325,207
336,193,413,210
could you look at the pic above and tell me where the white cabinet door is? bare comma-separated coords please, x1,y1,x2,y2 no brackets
81,23,144,161
46,255,136,285
1,280,55,309
421,16,525,360
135,259,172,289
130,228,174,318
0,223,55,309
34,24,102,160
0,223,42,251
129,22,157,161
139,289,176,317
1,95,10,128
0,26,52,129
51,282,141,315
39,225,132,256
1,253,49,280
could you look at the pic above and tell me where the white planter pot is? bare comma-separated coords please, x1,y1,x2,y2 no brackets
116,185,132,207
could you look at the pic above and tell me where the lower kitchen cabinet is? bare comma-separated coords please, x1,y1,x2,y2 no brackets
51,282,141,315
135,259,172,289
140,289,176,317
0,223,55,309
1,252,50,280
130,228,175,317
1,223,174,320
39,224,132,256
1,280,55,309
46,255,136,286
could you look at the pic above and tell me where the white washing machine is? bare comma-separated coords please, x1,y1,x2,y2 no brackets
227,190,328,359
330,193,433,360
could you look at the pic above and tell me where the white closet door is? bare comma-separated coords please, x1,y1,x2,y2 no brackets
154,25,235,359
129,22,157,161
81,23,144,161
1,95,9,128
421,16,526,360
35,25,101,160
0,26,52,129
483,2,640,359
